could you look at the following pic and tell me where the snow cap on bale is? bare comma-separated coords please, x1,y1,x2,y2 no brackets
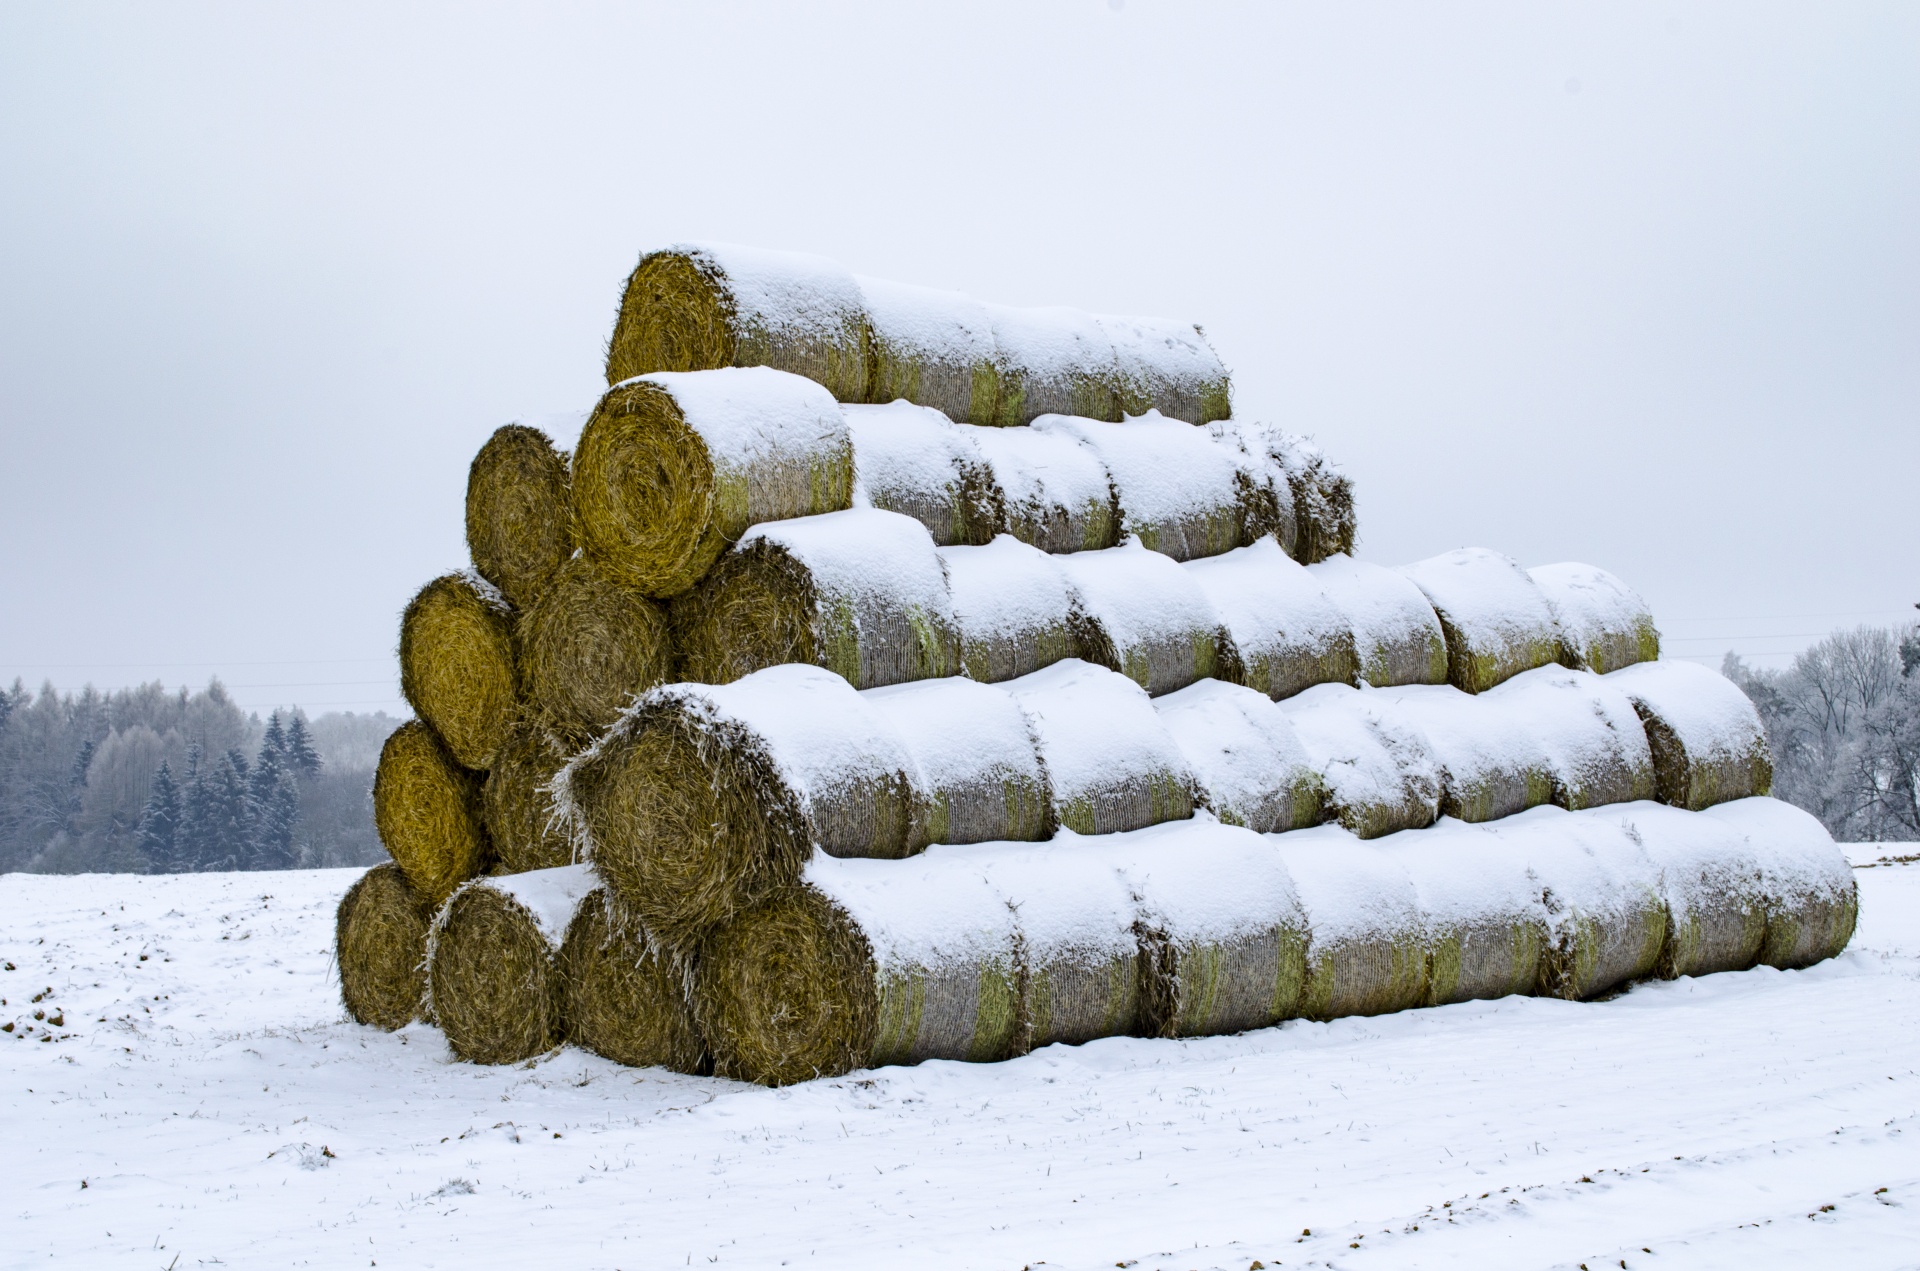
984,303,1122,425
961,421,1119,553
606,242,869,400
938,535,1081,683
1589,802,1766,979
863,677,1052,846
1280,683,1442,839
1399,548,1570,694
1701,797,1857,969
671,507,962,690
572,367,854,598
556,665,924,951
1482,665,1657,811
857,275,999,426
1095,313,1232,425
335,862,434,1031
516,553,672,743
1606,659,1773,810
465,423,577,612
1375,820,1548,1007
1057,539,1238,696
1370,685,1556,823
372,720,489,906
845,401,1000,546
1153,680,1324,833
1530,562,1660,674
1270,827,1429,1019
560,886,708,1074
1032,412,1249,562
1308,554,1450,688
397,571,516,771
426,863,597,1065
1182,539,1358,700
481,717,576,874
1002,659,1197,835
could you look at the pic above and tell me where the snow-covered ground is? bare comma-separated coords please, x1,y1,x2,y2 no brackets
3,851,1916,1271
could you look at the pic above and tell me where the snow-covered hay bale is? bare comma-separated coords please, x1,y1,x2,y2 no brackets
671,508,961,690
1484,666,1657,811
480,718,574,874
335,862,433,1030
844,401,1000,545
983,303,1123,424
1400,548,1569,694
1702,797,1858,970
1377,823,1547,1006
963,422,1119,553
558,666,923,950
938,536,1080,683
426,864,596,1065
1154,680,1323,833
572,368,854,598
1183,540,1358,699
372,720,489,906
1280,684,1442,839
605,242,869,401
859,276,999,426
397,572,516,771
1372,686,1554,823
1273,434,1355,564
1058,541,1237,696
1607,660,1773,810
559,887,707,1074
1530,562,1660,674
1003,660,1196,835
1274,829,1429,1019
1206,418,1298,558
1097,313,1233,426
1033,414,1248,562
1594,802,1766,979
865,678,1052,845
516,553,672,742
1308,554,1449,688
465,423,575,612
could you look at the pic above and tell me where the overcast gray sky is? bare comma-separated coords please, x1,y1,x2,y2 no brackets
2,1,1915,718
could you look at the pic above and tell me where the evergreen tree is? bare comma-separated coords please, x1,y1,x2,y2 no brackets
198,751,253,871
66,737,97,831
137,761,182,871
285,713,322,777
247,746,299,869
176,742,209,870
261,713,288,766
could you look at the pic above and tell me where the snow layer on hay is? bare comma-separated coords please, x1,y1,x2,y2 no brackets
938,535,1075,642
629,365,847,470
473,863,597,946
1001,659,1191,812
668,241,864,345
1606,659,1769,770
804,848,1013,973
1308,553,1446,686
736,507,956,626
1153,679,1316,833
863,677,1042,807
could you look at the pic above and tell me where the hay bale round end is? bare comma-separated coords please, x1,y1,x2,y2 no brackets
517,553,672,741
560,889,707,1074
335,862,432,1030
398,573,517,771
482,719,576,874
372,720,489,906
466,424,575,611
427,879,567,1065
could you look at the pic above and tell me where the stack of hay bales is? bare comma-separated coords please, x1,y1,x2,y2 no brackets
333,242,1854,1087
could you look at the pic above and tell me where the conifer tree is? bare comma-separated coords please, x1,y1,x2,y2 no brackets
247,746,299,869
137,761,182,871
261,712,288,766
285,713,321,777
198,750,254,872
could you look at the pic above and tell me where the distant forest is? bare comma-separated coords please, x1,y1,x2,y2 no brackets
0,679,399,874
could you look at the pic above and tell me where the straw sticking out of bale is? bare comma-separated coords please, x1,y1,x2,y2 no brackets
963,422,1119,553
1530,562,1660,674
1183,540,1358,700
1034,414,1248,562
1280,684,1442,839
1239,429,1354,564
606,242,869,400
1153,680,1324,833
1096,313,1233,426
1308,554,1449,688
1702,797,1858,970
858,276,999,426
1207,419,1298,559
1372,685,1555,823
465,424,576,612
845,402,1000,546
1400,548,1570,694
335,862,433,1030
1594,802,1765,979
1274,829,1429,1019
517,553,672,742
939,536,1081,683
559,887,708,1073
481,718,575,874
426,865,596,1064
1607,660,1773,810
864,678,1052,846
397,573,517,771
572,368,854,598
1486,666,1656,811
372,721,490,906
671,508,962,690
1059,541,1238,697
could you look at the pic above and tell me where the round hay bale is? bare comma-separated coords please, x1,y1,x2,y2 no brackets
481,718,575,874
559,887,707,1073
1274,830,1430,1020
1399,548,1571,694
984,302,1121,425
1702,796,1858,970
845,401,1001,546
605,242,869,400
466,424,575,612
858,275,1001,426
372,720,489,906
557,665,924,951
1058,540,1239,697
1153,680,1324,833
864,677,1053,845
335,862,433,1030
962,422,1119,554
1373,685,1556,823
1593,802,1766,979
1606,659,1773,810
1208,418,1299,559
1183,540,1358,700
1003,659,1197,836
1032,414,1249,562
1380,823,1547,1007
938,536,1079,683
397,572,517,771
572,367,854,598
1529,562,1661,674
1096,313,1233,427
516,552,672,741
1308,554,1450,688
1279,684,1442,839
426,864,596,1065
1485,666,1657,811
1266,435,1355,564
670,508,961,690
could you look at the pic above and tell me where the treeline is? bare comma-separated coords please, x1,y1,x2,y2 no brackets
0,679,399,874
1725,622,1920,842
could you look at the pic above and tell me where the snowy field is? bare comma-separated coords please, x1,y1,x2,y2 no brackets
2,852,1916,1271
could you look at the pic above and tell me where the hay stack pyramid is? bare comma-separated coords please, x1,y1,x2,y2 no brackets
338,242,1856,1085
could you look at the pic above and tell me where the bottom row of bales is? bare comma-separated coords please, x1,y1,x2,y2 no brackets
337,795,1857,1087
